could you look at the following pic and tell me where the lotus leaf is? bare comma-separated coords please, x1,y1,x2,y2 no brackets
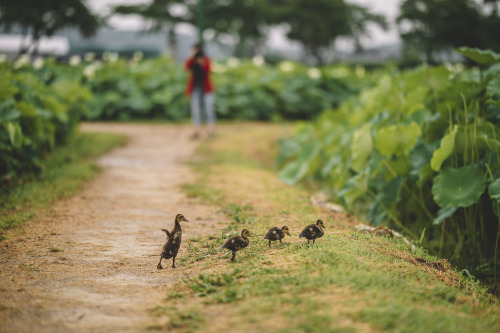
351,123,373,172
374,122,421,157
486,75,500,98
342,172,368,207
433,207,457,225
489,179,500,202
430,125,458,171
432,165,486,208
455,47,500,65
4,122,23,148
410,141,436,180
278,161,309,185
0,100,21,122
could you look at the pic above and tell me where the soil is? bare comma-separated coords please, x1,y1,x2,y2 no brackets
0,123,226,333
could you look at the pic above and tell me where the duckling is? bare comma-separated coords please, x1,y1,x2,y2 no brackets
157,213,189,269
264,226,290,247
299,219,325,245
221,229,253,262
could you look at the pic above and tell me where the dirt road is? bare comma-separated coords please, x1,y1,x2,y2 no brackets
0,123,224,333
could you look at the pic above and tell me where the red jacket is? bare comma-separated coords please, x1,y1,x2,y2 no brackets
184,56,215,96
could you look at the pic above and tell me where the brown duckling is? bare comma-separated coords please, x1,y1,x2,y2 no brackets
157,213,189,269
264,226,290,247
299,219,325,245
221,229,253,262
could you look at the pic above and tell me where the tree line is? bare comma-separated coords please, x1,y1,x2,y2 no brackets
1,0,499,64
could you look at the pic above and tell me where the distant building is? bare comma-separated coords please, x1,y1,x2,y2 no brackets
57,27,233,61
0,34,69,60
0,27,234,61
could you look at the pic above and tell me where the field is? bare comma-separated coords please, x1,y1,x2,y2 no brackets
1,123,498,332
1,47,500,332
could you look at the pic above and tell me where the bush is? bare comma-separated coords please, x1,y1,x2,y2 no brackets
277,48,500,279
0,59,90,183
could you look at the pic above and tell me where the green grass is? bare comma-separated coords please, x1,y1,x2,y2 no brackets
160,124,500,333
47,246,64,253
0,131,126,239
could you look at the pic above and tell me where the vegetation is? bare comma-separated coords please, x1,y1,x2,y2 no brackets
150,124,500,332
111,0,387,62
276,48,500,284
1,53,367,182
0,131,126,239
0,59,91,182
398,0,500,63
265,0,387,63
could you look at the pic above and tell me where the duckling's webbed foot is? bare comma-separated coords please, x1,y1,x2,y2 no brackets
157,258,163,269
231,252,236,262
172,258,176,268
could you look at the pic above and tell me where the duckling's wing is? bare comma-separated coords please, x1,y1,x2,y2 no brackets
299,224,314,238
222,236,236,249
232,237,249,250
309,225,323,237
264,227,279,240
161,229,171,238
223,236,248,250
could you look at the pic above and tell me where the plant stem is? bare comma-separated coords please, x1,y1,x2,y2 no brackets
495,204,500,281
439,220,445,257
381,160,434,221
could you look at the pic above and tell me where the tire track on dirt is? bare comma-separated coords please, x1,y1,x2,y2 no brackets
0,123,224,333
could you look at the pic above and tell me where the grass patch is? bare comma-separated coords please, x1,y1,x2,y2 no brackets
0,131,126,239
157,124,500,332
48,246,64,253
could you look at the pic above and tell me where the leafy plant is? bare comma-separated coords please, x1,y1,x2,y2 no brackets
277,47,500,280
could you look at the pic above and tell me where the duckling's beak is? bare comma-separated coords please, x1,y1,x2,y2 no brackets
183,218,189,222
285,231,290,236
249,233,254,237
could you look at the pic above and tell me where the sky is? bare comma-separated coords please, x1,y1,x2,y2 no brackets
87,0,402,48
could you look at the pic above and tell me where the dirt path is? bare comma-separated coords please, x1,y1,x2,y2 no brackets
0,123,225,333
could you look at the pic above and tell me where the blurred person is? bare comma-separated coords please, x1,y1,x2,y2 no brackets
184,43,216,139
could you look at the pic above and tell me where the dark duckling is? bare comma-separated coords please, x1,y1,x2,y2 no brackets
157,213,189,269
264,226,290,247
299,219,325,245
221,229,253,262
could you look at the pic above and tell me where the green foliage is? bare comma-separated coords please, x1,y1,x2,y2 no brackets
432,165,486,208
277,48,500,279
80,56,368,122
84,57,188,121
0,61,91,182
456,47,500,66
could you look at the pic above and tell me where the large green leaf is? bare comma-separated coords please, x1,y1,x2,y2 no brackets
455,47,500,65
489,179,500,202
432,165,486,208
4,122,23,148
351,123,373,172
430,125,458,171
374,122,421,157
486,75,500,98
342,172,368,207
278,161,309,185
433,207,457,225
0,100,21,122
